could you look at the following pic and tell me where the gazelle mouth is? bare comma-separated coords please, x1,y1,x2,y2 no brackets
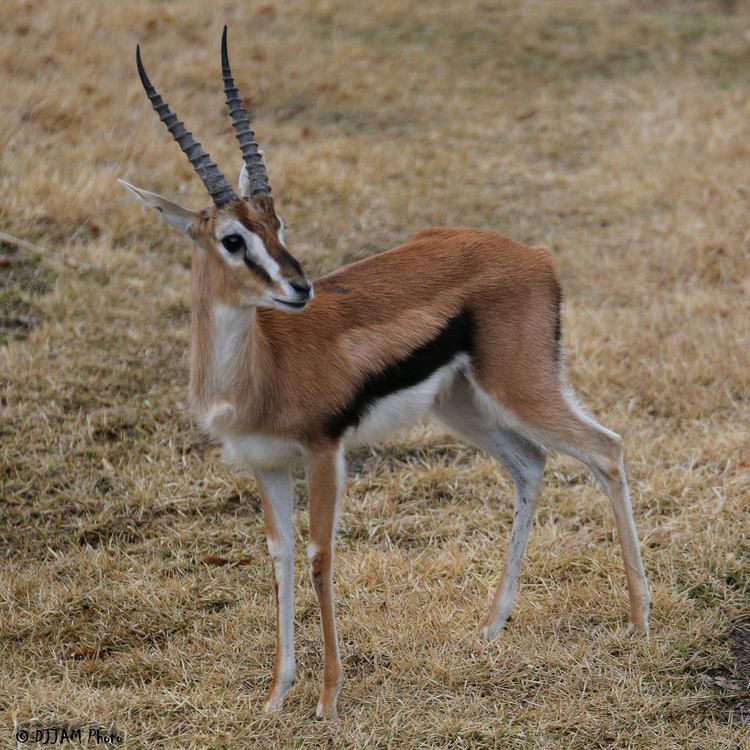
272,297,308,311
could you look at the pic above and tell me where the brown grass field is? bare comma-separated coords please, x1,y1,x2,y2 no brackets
1,1,749,747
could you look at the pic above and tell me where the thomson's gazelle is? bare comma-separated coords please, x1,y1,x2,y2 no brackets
120,28,650,719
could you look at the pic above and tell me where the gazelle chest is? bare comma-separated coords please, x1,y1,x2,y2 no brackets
211,303,253,393
205,304,304,470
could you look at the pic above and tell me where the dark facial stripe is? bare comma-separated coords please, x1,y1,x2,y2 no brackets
279,248,303,276
324,310,474,440
243,254,272,284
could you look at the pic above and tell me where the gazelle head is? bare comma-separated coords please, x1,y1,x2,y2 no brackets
120,27,312,312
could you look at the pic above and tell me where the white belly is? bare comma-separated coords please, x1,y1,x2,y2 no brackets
344,355,468,446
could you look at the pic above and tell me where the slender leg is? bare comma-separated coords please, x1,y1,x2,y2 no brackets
476,382,651,634
522,397,650,633
306,444,345,719
255,467,296,712
433,376,546,639
478,432,545,640
587,448,650,633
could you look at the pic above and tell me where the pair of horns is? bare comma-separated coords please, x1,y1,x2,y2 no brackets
135,26,269,207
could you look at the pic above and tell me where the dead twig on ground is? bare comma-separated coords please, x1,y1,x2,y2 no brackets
0,230,100,272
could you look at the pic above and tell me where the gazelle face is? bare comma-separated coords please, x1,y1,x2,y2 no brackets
125,28,312,313
117,181,313,314
211,196,312,312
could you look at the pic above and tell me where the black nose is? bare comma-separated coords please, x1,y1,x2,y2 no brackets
290,279,311,296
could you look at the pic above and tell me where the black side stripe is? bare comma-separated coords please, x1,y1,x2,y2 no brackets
552,281,563,362
324,310,474,440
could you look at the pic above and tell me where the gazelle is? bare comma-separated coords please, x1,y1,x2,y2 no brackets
120,28,651,719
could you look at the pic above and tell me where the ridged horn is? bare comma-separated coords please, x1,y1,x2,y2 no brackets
221,26,272,198
136,44,238,207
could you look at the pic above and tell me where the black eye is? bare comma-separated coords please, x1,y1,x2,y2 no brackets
221,234,245,254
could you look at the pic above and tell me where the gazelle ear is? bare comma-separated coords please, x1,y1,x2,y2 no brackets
118,179,199,234
238,163,251,200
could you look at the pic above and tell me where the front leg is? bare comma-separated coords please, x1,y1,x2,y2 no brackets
255,467,296,713
306,444,345,720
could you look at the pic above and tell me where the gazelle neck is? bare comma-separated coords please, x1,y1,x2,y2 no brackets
188,246,260,427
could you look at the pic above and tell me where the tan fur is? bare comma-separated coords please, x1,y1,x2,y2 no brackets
132,196,649,720
306,446,345,719
189,223,562,442
186,215,648,717
123,32,647,719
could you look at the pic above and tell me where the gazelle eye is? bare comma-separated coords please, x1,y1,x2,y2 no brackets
221,234,245,254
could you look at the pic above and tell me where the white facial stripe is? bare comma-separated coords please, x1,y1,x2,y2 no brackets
276,215,285,246
216,220,284,283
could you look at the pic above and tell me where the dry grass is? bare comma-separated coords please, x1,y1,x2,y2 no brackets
1,1,749,747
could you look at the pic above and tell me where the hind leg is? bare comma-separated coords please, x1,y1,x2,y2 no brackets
471,377,651,634
433,376,546,639
582,433,651,633
537,399,650,632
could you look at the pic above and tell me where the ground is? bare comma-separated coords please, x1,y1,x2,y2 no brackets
1,1,749,748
